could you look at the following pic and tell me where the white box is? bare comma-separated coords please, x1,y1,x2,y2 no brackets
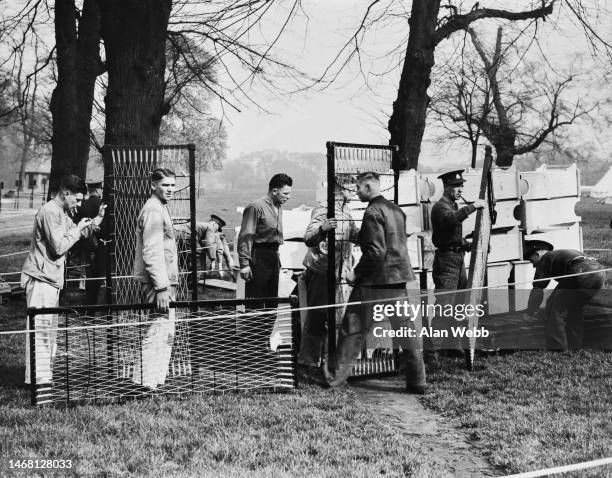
520,164,579,200
524,224,583,252
462,200,521,236
402,205,424,234
465,227,523,264
398,169,420,205
520,197,580,233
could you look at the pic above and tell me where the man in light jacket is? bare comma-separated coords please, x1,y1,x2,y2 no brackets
132,168,179,389
22,174,105,385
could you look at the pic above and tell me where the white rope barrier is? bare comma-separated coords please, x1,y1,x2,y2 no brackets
503,456,612,477
1,265,611,336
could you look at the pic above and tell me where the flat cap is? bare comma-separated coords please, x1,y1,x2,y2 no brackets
210,214,226,230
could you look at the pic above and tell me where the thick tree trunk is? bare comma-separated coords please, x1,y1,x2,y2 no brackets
388,0,440,171
102,0,172,146
490,126,517,167
49,0,102,195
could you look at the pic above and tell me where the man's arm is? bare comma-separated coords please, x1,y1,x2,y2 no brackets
141,210,170,291
353,209,386,282
43,208,87,259
304,206,327,247
436,201,476,226
237,204,259,269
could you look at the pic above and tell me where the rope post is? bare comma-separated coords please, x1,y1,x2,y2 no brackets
0,181,3,212
326,141,337,370
28,310,37,406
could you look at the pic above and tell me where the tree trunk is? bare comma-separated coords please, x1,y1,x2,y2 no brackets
388,0,440,171
490,126,517,167
101,0,172,146
50,0,102,196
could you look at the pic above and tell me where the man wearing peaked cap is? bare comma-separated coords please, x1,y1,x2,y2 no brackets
210,214,226,230
524,241,605,351
429,169,485,355
437,169,466,186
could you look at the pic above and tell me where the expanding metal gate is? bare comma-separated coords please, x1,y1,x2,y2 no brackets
101,144,197,383
325,141,401,377
28,299,297,406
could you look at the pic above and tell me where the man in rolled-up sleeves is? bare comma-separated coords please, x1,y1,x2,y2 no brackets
132,168,179,389
22,174,105,385
237,173,293,307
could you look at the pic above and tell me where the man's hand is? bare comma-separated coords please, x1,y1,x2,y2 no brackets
156,289,171,312
93,204,107,227
473,199,486,210
321,218,337,232
77,217,92,230
240,266,252,281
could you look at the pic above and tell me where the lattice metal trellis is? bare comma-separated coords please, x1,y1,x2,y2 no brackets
28,299,297,406
101,144,197,385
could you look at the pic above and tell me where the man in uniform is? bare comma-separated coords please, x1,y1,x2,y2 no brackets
132,168,179,390
298,180,358,384
21,174,105,385
524,241,606,351
430,170,484,352
174,215,235,282
327,172,426,394
237,173,293,305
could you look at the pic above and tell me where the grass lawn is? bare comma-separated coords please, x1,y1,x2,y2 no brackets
424,351,612,477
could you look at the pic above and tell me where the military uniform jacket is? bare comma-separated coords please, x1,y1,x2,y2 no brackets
354,195,414,286
431,194,476,250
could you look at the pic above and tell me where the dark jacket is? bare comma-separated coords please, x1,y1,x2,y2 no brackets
431,194,475,250
354,195,415,285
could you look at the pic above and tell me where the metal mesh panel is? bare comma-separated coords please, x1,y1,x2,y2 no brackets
29,301,296,407
327,142,400,376
102,145,196,384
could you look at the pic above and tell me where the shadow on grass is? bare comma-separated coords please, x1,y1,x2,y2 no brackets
0,364,26,389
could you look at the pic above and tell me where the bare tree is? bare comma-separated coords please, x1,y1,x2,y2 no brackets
315,0,612,170
434,27,593,167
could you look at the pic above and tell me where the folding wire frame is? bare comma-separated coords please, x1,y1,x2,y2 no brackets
101,145,197,384
28,298,297,407
325,141,400,377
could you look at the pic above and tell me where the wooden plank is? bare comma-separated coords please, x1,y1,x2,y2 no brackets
465,147,495,370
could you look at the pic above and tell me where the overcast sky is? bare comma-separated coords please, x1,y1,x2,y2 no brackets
216,1,612,166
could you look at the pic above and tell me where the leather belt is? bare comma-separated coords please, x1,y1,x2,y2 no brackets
437,246,463,253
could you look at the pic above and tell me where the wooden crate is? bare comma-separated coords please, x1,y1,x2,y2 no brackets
519,197,580,233
520,164,579,200
402,205,424,234
465,226,523,264
462,199,521,236
524,224,583,252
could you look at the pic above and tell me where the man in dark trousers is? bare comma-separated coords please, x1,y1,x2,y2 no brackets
327,172,426,394
430,170,484,352
525,241,606,351
237,173,293,305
